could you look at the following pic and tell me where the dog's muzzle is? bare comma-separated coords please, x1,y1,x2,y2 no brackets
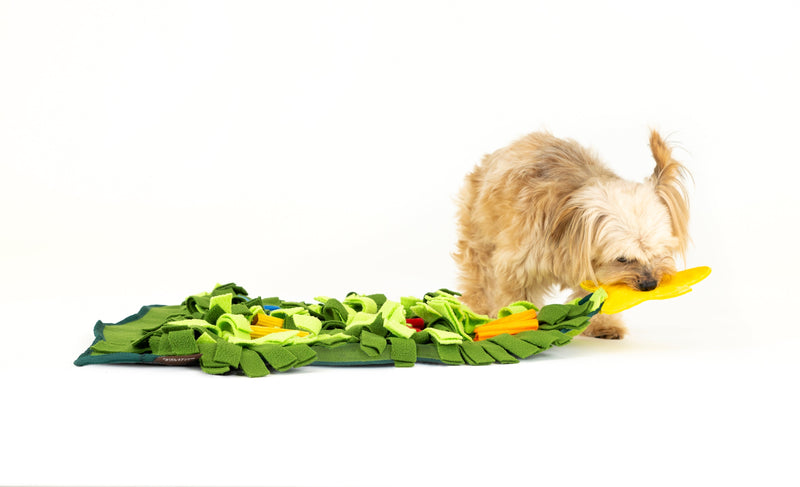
637,278,658,292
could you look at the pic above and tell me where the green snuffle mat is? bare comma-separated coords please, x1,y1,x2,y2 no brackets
75,283,607,377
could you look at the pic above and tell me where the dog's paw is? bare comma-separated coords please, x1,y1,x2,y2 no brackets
582,313,628,340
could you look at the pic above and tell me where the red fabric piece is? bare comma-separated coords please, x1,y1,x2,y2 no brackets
406,318,425,330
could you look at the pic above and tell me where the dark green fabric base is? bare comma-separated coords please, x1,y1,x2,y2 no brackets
311,343,445,366
74,304,173,366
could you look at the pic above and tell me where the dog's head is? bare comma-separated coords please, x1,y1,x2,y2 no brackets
553,131,691,290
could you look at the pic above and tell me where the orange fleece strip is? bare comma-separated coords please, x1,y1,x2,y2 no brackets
474,323,538,341
484,308,537,326
473,309,539,341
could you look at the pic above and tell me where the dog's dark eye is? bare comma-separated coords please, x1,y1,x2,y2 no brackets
616,257,628,263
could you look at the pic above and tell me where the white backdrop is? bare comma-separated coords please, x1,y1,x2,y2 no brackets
2,1,799,486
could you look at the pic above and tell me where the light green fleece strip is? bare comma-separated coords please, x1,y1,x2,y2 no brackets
379,300,406,323
291,314,322,336
400,296,422,317
249,305,266,316
269,307,309,319
378,300,415,338
217,313,252,340
426,298,471,340
409,302,442,324
209,293,233,314
343,295,378,314
290,332,353,346
227,330,303,346
497,301,539,318
426,327,463,345
346,311,377,329
384,320,415,339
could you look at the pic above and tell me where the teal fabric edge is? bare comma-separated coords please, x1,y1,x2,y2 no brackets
74,304,166,366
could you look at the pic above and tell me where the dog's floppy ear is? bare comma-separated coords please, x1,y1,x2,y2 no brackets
648,130,691,257
551,204,602,284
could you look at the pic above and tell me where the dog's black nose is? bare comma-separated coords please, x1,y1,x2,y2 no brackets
638,279,658,291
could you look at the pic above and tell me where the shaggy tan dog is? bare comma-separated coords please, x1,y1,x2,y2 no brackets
454,131,690,339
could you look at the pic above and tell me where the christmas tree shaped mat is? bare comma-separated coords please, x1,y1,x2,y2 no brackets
74,284,605,376
75,267,710,377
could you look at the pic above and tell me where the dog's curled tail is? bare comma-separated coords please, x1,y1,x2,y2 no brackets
648,130,691,258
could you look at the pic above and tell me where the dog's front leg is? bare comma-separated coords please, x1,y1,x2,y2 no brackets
583,313,628,339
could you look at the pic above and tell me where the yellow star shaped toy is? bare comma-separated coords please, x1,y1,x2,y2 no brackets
580,266,711,314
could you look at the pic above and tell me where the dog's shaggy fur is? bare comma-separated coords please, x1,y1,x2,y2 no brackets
454,130,690,339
